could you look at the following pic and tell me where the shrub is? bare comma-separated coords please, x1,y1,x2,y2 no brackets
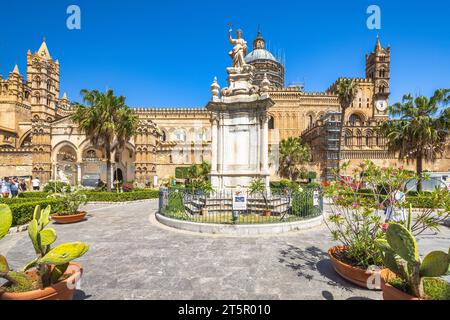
122,183,134,192
9,198,66,226
291,190,316,217
83,190,159,202
18,192,49,199
175,167,190,179
166,191,184,214
43,181,71,193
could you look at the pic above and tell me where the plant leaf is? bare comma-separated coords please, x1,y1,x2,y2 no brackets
0,255,9,273
420,251,449,277
39,228,57,246
27,219,41,253
40,242,89,265
50,263,69,284
0,204,12,240
22,257,39,272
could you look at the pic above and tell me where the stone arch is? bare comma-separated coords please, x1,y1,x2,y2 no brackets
52,141,79,163
348,112,366,124
19,130,33,148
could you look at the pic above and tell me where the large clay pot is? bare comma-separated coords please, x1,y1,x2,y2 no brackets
51,212,87,224
328,245,382,290
0,263,83,300
380,269,419,300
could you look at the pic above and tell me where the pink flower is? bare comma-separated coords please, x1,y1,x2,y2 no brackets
380,223,389,232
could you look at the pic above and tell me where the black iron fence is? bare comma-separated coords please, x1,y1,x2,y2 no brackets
159,188,323,225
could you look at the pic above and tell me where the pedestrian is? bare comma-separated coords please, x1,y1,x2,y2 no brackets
385,183,407,223
10,178,19,198
31,176,41,191
1,177,11,198
19,179,27,192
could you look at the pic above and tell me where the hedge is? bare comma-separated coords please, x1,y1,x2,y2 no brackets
82,190,159,202
175,167,190,179
18,192,49,199
9,198,66,227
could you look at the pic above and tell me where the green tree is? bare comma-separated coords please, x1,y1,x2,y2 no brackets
336,79,359,175
72,89,138,192
279,137,311,181
379,89,450,191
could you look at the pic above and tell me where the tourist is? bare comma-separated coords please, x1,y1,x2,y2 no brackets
1,177,11,198
10,178,19,198
31,177,41,191
384,184,407,223
19,179,27,192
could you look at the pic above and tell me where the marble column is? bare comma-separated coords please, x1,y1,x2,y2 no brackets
262,116,269,173
211,118,218,173
77,164,82,185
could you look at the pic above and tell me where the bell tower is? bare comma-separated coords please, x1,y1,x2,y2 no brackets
27,39,59,183
27,39,60,122
366,37,390,118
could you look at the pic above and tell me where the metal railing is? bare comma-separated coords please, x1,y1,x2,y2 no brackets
159,188,323,225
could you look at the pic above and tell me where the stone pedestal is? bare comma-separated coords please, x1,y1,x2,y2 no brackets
207,83,273,191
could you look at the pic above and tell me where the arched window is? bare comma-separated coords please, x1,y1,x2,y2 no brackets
366,131,373,146
268,116,274,129
344,130,352,146
174,130,186,142
308,115,313,128
356,130,363,146
349,114,362,124
160,131,167,142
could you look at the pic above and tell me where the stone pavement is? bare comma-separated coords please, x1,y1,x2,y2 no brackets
0,200,448,300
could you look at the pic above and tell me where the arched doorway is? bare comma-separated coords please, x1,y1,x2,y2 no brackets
55,145,78,185
114,168,124,184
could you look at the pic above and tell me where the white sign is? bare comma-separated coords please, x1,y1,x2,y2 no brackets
232,192,247,211
313,191,320,207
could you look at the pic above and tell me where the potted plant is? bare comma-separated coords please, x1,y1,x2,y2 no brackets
376,223,450,300
249,178,271,216
49,189,88,224
324,161,415,290
0,204,89,300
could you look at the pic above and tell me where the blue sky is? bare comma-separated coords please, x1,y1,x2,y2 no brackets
1,0,449,107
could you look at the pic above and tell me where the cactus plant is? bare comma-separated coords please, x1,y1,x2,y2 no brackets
0,204,89,292
376,222,450,299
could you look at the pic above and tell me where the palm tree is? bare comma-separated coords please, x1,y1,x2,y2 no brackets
379,89,450,192
336,79,358,175
279,137,311,181
72,89,138,192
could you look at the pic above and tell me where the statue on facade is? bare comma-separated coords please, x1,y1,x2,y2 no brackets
228,27,248,69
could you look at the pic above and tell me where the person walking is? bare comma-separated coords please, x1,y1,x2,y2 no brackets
1,177,12,198
385,184,407,223
19,179,27,192
10,178,19,198
31,177,41,191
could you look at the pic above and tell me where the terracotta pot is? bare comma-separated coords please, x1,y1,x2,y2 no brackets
0,262,83,300
380,269,419,300
328,245,383,290
51,211,87,224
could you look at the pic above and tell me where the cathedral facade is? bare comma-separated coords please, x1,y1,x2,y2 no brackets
0,34,448,186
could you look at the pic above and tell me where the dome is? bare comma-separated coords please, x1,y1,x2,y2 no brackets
244,49,277,63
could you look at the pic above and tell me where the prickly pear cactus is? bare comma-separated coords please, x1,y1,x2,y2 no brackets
386,223,419,264
0,204,12,240
420,251,450,277
40,242,89,265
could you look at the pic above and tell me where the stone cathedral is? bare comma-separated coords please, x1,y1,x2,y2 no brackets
0,32,449,186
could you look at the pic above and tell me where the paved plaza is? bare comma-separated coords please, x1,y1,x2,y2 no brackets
1,200,449,300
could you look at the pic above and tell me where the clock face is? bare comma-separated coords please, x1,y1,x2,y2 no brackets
376,100,388,112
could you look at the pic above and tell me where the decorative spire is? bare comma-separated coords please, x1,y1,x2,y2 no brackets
37,39,51,59
211,77,220,101
62,92,68,100
375,35,382,52
12,64,20,74
253,31,265,50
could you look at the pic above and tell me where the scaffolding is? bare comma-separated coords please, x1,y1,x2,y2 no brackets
321,112,342,180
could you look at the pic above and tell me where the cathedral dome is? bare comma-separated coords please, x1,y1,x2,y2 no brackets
245,49,277,63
